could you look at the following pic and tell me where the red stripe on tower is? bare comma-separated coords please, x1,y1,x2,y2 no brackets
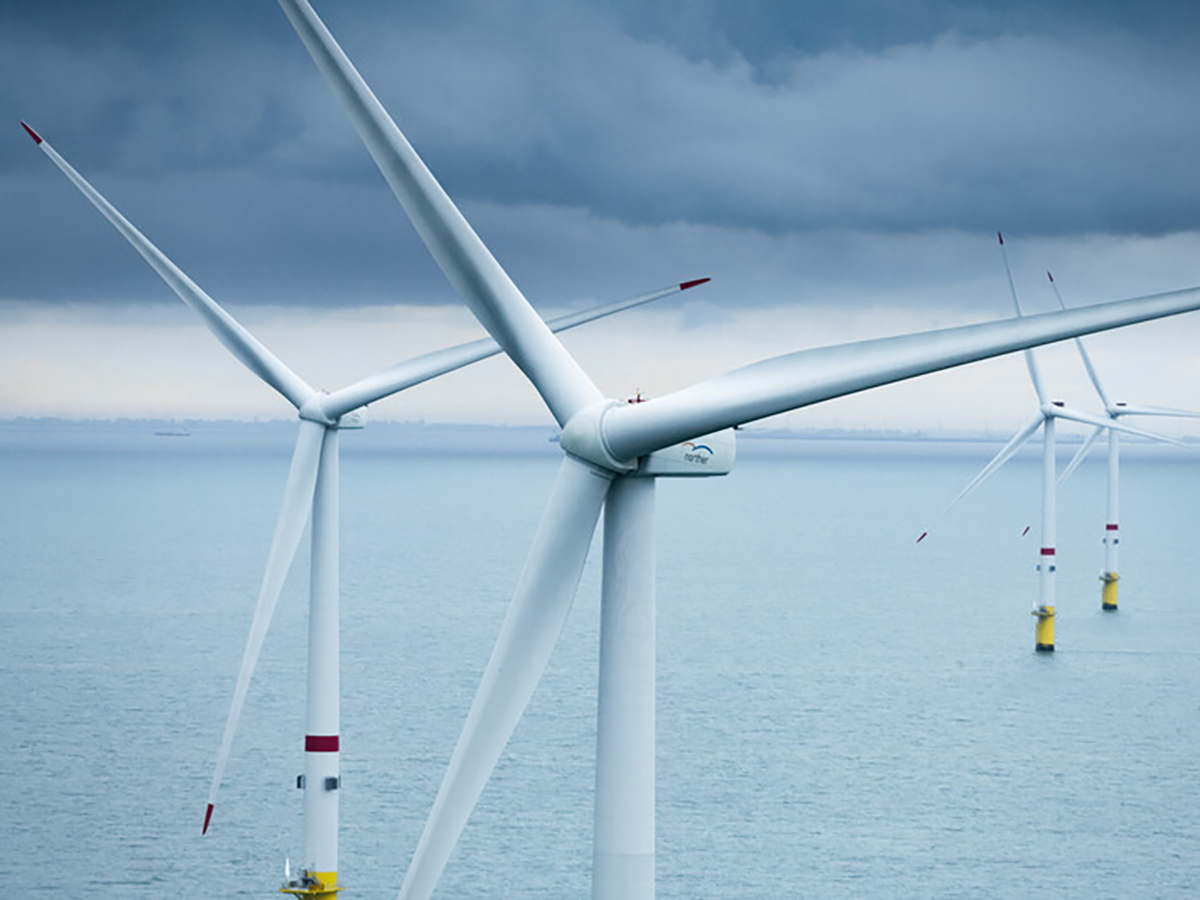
1040,547,1056,556
1106,524,1119,531
306,735,340,752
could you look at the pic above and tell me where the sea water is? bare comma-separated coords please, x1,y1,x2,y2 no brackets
1,430,1197,898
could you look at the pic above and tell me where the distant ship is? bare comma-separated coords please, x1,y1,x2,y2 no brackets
152,425,190,437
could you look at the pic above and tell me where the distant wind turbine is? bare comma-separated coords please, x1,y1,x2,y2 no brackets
1048,271,1200,610
281,1,1200,896
23,120,707,899
916,234,1188,651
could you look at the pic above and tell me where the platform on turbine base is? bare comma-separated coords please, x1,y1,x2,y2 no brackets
1100,572,1119,611
280,871,339,898
1032,605,1055,652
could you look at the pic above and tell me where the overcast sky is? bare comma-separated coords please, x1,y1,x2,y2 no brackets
3,0,1199,433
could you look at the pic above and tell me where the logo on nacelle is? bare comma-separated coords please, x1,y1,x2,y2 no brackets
637,430,736,477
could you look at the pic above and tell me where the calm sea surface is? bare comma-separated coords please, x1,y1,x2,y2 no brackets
1,431,1197,898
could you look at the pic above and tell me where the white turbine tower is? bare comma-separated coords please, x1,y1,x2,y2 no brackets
23,121,708,899
285,1,1200,894
916,234,1189,651
1047,271,1200,611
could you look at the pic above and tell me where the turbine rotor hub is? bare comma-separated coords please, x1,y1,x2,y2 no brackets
560,399,638,474
298,396,367,429
298,394,337,426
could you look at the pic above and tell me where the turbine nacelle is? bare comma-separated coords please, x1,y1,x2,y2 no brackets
636,428,736,477
559,398,735,478
334,405,367,430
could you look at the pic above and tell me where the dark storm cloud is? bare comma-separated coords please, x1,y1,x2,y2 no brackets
611,0,1200,61
4,1,1200,307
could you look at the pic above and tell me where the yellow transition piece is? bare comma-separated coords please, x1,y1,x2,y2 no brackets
1033,605,1055,652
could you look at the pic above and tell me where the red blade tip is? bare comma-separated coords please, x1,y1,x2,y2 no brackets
202,803,214,835
679,277,711,291
997,231,1004,245
21,122,42,145
1021,525,1031,537
1047,271,1054,282
916,531,928,544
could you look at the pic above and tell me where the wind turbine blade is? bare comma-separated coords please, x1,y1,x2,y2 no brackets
543,278,709,332
323,279,708,419
601,284,1200,462
1112,403,1200,419
1058,425,1104,486
1051,272,1200,424
998,233,1048,404
398,455,612,900
23,124,315,412
1051,405,1195,450
916,414,1044,542
204,420,326,834
278,0,601,426
1047,271,1114,409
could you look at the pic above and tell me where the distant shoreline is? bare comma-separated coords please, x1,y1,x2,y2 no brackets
1,417,1194,459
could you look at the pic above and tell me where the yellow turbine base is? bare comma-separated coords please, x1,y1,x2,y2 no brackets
1101,572,1119,611
1033,605,1055,652
281,871,339,898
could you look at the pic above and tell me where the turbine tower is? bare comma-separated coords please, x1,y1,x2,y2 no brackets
23,121,707,899
279,1,1200,895
1048,271,1200,611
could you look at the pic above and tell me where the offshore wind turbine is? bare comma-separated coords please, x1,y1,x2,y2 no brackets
917,234,1188,651
285,0,1200,893
280,0,1200,894
1048,271,1200,611
23,121,708,899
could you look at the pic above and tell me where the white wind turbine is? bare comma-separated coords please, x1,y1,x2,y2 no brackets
289,1,1200,894
23,120,709,898
1048,271,1200,611
916,234,1189,651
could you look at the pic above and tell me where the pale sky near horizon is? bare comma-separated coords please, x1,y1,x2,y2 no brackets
3,0,1199,435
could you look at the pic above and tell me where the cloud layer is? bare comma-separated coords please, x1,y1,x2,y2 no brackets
2,1,1198,428
6,1,1200,304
